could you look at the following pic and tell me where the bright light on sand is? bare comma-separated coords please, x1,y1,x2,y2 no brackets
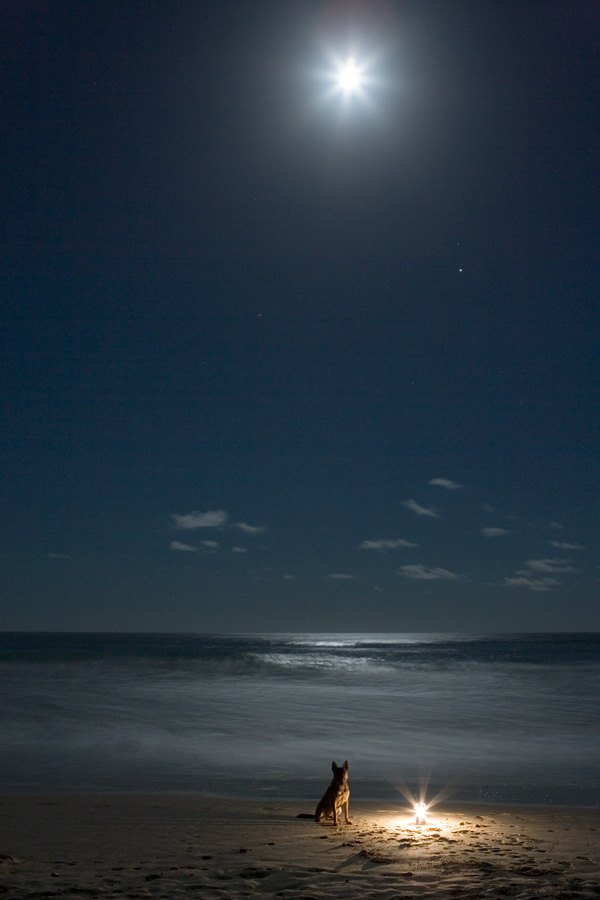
414,802,428,824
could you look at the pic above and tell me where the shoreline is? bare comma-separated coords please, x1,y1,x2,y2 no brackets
1,795,598,899
2,782,597,808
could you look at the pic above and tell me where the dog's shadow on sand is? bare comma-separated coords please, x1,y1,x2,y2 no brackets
333,849,396,872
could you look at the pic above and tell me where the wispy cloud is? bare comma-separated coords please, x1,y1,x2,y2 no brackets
359,538,419,551
202,540,219,551
170,541,198,552
481,527,510,538
504,575,559,592
522,558,577,574
235,522,266,535
171,509,228,530
429,477,464,491
232,546,248,553
503,556,578,591
400,564,460,581
551,541,584,551
326,573,356,580
403,499,439,518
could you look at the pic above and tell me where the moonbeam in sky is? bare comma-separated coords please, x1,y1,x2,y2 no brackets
311,46,384,119
326,52,372,107
335,57,363,94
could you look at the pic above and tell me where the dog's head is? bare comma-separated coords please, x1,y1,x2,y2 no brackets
331,760,349,784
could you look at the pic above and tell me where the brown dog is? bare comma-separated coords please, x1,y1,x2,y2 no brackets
314,760,352,825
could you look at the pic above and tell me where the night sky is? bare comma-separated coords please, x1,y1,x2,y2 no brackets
2,1,599,632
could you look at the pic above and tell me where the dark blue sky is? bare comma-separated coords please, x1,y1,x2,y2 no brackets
2,1,599,631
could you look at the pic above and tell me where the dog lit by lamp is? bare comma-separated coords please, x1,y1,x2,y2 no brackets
414,802,428,824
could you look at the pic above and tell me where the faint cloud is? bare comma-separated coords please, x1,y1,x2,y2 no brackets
202,540,219,551
429,477,464,491
403,499,439,518
503,556,577,591
481,503,497,514
359,538,418,551
283,573,296,580
548,521,564,530
481,527,510,538
171,509,228,530
326,573,356,580
232,546,248,553
400,564,459,581
170,541,198,552
235,522,266,535
522,558,577,574
551,541,584,550
504,575,559,592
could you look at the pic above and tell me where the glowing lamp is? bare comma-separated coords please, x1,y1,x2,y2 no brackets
414,802,427,824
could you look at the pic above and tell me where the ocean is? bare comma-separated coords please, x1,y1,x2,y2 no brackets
1,632,598,807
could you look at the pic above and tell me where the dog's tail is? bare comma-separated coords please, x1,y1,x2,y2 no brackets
296,813,316,819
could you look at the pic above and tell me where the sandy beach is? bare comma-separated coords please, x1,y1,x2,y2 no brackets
1,795,598,900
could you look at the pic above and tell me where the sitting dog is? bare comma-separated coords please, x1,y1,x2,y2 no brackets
314,760,352,825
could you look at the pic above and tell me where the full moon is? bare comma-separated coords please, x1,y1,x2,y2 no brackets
336,57,362,93
312,45,385,117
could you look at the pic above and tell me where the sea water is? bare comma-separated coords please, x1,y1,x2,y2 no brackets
0,632,598,806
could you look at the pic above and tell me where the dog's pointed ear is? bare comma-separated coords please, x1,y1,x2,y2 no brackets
343,760,348,771
331,761,337,771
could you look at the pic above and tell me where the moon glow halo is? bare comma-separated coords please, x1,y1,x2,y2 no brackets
336,57,363,93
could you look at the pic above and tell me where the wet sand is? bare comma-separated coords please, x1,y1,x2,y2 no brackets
1,795,599,899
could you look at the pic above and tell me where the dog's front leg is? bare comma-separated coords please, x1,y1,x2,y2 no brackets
343,801,352,825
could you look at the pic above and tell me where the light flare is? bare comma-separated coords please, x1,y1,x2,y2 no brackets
335,57,363,93
414,801,428,824
306,43,389,122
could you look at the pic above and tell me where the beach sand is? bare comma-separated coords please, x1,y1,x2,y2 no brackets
1,794,599,899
